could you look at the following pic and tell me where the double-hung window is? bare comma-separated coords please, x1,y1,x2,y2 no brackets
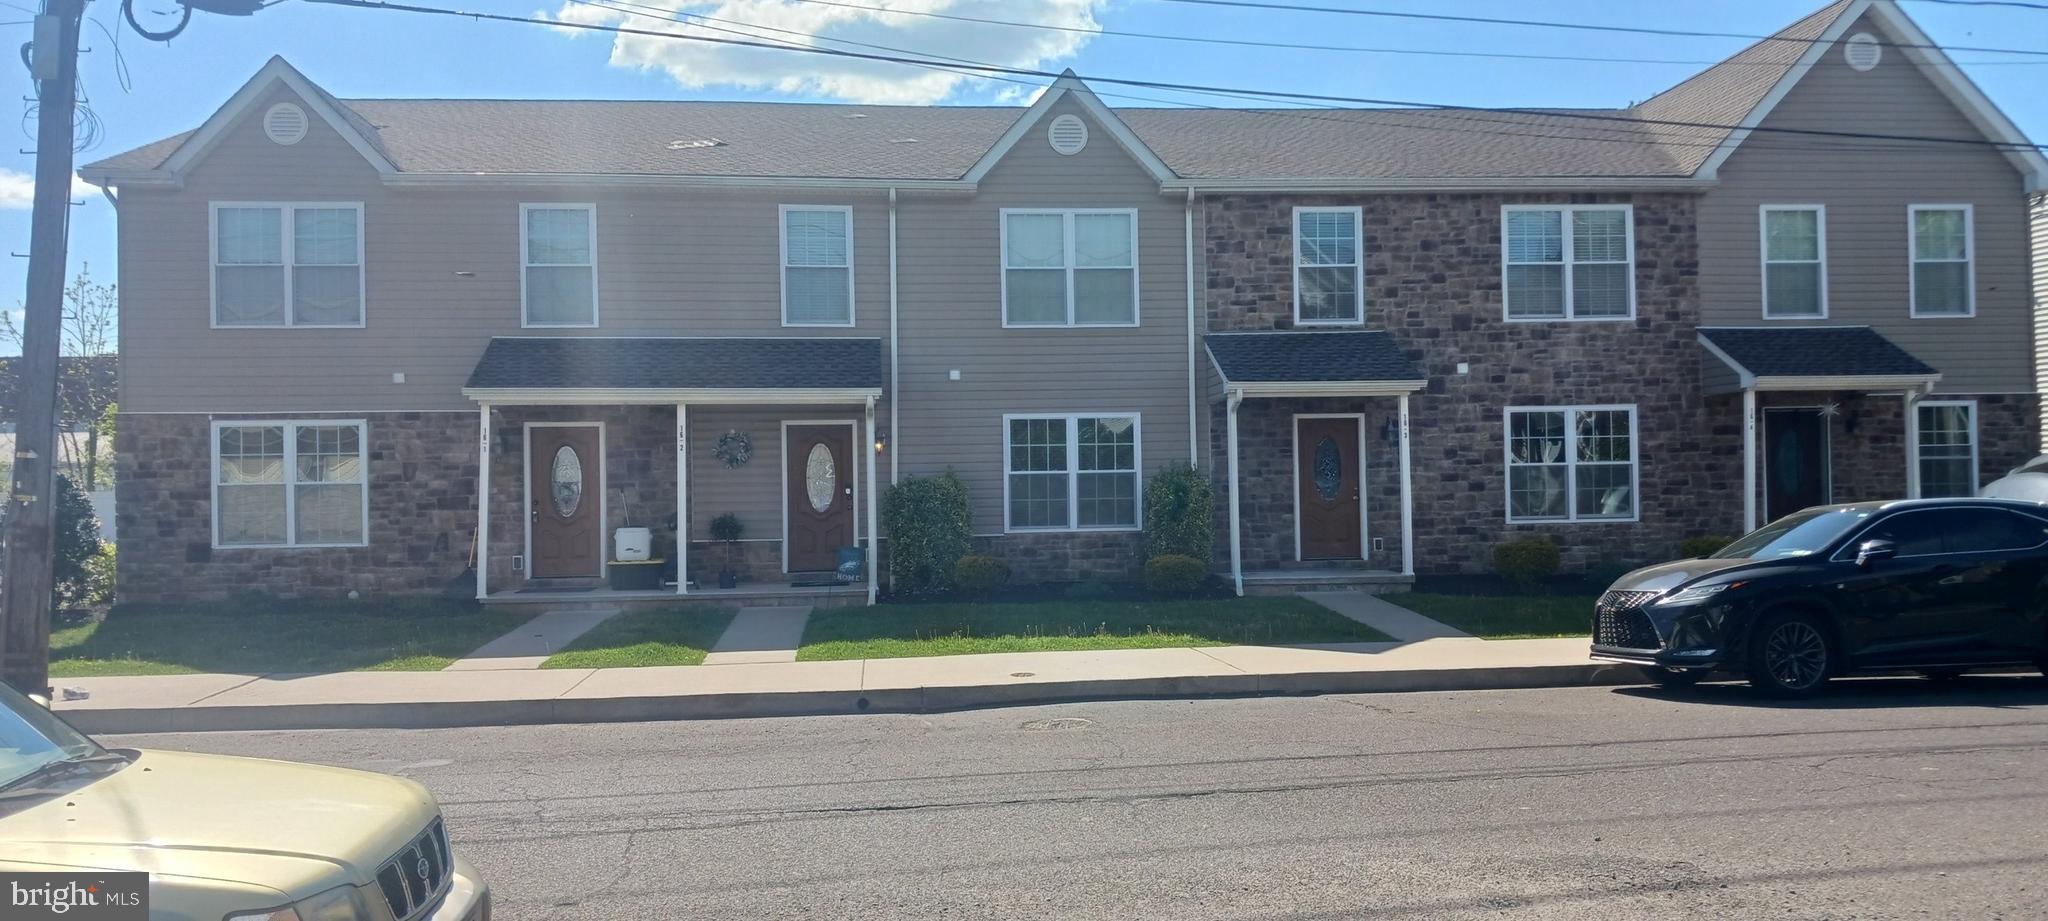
1505,406,1638,522
1909,204,1973,317
1502,205,1634,321
1004,414,1141,530
781,205,854,326
1001,209,1138,327
1760,205,1826,318
212,203,363,327
1294,206,1364,325
522,203,598,327
1914,401,1978,498
214,420,368,548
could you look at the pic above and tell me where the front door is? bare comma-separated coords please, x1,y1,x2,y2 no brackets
528,425,603,579
787,424,854,573
1296,416,1363,561
1764,408,1830,521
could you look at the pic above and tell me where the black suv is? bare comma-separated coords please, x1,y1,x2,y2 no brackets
1591,498,2048,696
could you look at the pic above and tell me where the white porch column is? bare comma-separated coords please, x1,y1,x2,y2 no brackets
1226,390,1244,597
676,403,689,595
865,396,880,605
1742,388,1758,532
476,403,491,601
1398,393,1414,578
1904,388,1922,499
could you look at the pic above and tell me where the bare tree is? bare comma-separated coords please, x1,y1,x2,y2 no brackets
2,264,117,490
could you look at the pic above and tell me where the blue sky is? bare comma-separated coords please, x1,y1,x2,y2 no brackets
1,0,2044,351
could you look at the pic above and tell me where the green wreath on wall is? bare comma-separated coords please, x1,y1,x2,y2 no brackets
714,430,753,468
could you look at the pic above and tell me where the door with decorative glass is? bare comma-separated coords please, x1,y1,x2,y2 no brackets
786,424,855,573
1296,416,1364,561
527,424,603,579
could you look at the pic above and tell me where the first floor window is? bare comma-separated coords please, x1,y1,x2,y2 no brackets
1910,205,1973,317
782,205,854,325
215,421,367,547
213,203,363,326
1505,406,1637,522
1916,401,1977,498
1503,205,1633,320
523,204,597,326
1002,209,1138,326
1006,414,1140,530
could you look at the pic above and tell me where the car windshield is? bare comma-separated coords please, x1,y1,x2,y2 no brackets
1711,508,1874,560
0,683,102,790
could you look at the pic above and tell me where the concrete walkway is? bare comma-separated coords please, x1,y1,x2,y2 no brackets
701,606,812,666
442,607,623,671
1300,591,1474,641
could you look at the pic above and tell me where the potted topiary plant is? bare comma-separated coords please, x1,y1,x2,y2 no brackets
710,513,745,588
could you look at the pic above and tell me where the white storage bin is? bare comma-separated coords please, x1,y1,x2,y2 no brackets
614,527,653,562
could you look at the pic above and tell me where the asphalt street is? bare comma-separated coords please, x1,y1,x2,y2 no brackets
107,676,2048,920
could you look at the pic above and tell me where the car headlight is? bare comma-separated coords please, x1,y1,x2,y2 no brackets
1655,581,1742,607
226,886,370,921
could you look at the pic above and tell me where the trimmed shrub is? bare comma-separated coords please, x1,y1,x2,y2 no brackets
1492,537,1561,591
52,474,106,609
884,471,972,597
1679,535,1734,559
1144,463,1214,564
1144,554,1208,597
952,554,1011,598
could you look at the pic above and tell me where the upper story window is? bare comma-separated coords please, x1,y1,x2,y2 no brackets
1294,206,1363,325
1910,204,1973,318
1505,405,1638,523
212,203,363,327
1004,413,1141,531
214,420,368,548
522,204,597,327
1001,209,1138,327
1502,204,1633,321
781,205,855,327
1761,205,1826,318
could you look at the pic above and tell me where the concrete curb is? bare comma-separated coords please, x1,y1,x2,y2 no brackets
62,662,1639,734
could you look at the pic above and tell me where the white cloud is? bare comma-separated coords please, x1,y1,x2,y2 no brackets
545,0,1104,105
0,168,101,210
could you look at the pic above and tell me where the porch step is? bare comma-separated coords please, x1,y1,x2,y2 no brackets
1240,569,1413,597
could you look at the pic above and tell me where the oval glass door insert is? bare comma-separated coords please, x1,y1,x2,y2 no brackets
550,445,583,517
1313,436,1342,501
805,443,837,513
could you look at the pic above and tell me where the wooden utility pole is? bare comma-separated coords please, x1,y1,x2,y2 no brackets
2,0,86,694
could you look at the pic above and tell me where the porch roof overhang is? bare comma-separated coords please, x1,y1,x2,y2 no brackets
1698,326,1940,395
462,336,884,405
1205,330,1426,399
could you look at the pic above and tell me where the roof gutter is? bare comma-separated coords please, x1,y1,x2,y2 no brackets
461,386,883,405
1161,176,1717,194
1223,380,1428,399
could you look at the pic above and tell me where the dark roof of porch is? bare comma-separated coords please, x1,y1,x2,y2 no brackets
1698,326,1937,379
1204,330,1422,384
466,336,884,391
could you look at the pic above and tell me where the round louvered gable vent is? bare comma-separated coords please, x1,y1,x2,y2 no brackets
1047,114,1089,156
264,103,308,145
1843,33,1882,72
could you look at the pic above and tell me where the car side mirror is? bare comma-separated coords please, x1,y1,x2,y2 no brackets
1856,539,1897,567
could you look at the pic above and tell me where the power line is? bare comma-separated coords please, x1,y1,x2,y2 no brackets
1905,0,2048,9
298,0,2048,155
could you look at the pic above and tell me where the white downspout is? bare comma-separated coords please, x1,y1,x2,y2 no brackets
865,395,881,605
1742,388,1758,532
1904,386,1923,499
1226,389,1244,596
476,403,490,601
676,402,689,595
888,186,901,485
1398,392,1414,578
1184,187,1199,464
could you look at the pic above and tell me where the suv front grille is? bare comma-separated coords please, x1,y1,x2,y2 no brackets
375,819,452,921
1593,590,1662,650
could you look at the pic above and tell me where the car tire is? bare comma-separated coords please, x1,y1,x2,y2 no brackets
1917,667,1967,682
1641,666,1708,690
1747,610,1835,698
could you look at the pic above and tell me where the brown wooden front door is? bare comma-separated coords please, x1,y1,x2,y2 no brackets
1296,416,1363,561
786,424,855,573
528,424,603,579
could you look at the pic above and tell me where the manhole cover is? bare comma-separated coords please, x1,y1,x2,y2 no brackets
1020,717,1093,731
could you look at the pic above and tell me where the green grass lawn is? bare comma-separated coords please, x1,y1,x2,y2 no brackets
795,597,1394,661
1384,592,1597,640
49,596,534,677
539,607,738,669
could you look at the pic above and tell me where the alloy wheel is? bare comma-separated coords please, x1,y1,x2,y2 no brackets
1763,620,1828,690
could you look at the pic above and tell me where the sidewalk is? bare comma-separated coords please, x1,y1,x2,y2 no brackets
51,636,1629,734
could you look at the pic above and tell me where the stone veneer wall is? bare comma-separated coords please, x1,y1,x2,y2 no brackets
972,531,1147,584
115,411,479,603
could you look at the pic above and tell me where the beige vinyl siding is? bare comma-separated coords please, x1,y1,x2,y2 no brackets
684,406,878,544
118,84,894,414
1696,12,2032,394
894,97,1192,534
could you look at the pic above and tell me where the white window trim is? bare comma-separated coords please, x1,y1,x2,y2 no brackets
1911,399,1979,498
208,201,366,329
209,418,370,549
1908,203,1975,319
1001,412,1144,533
1759,204,1828,319
520,202,600,329
998,208,1141,329
1500,203,1636,323
779,204,857,328
1292,206,1365,327
1502,404,1641,523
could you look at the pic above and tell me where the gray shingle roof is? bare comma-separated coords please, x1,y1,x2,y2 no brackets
1205,331,1423,384
1699,326,1938,379
1633,0,1854,174
465,337,883,391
